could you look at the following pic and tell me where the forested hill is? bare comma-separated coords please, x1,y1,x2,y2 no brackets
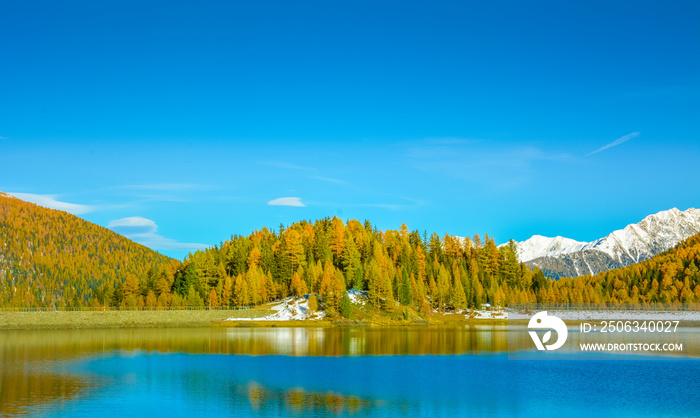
2,191,698,310
178,220,699,314
555,233,700,304
0,192,173,307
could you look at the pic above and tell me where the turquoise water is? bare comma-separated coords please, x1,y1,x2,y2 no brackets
2,327,698,417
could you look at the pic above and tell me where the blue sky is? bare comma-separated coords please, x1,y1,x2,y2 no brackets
1,1,699,259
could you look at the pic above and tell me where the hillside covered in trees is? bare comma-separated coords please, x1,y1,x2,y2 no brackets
0,193,173,307
167,220,700,315
2,191,699,311
554,233,700,304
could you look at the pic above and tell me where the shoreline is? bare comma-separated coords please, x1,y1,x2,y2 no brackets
0,310,266,330
0,310,510,330
2,310,699,330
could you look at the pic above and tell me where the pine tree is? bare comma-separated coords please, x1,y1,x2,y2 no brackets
339,291,352,318
342,238,361,278
436,265,451,311
399,267,412,305
123,273,140,300
452,272,467,311
285,228,306,271
308,293,319,311
209,288,219,307
187,285,203,307
319,259,335,298
330,217,345,262
428,275,437,308
367,259,381,307
145,290,157,308
291,271,308,297
222,275,232,307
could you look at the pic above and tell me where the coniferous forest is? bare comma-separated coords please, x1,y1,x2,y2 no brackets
1,194,699,311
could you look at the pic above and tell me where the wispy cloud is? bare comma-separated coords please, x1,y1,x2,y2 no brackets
349,203,404,210
425,137,481,145
586,132,640,156
268,197,305,207
305,195,424,211
9,192,95,215
404,139,570,192
260,161,315,171
115,183,217,192
312,176,347,185
108,216,208,251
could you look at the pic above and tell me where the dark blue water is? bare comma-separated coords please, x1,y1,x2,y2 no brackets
25,352,700,418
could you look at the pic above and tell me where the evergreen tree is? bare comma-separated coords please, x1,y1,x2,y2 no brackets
399,267,412,305
339,291,352,318
452,271,467,310
307,293,319,311
187,285,204,307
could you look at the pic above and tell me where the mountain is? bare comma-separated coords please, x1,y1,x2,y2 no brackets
554,232,700,304
0,192,173,307
513,208,700,279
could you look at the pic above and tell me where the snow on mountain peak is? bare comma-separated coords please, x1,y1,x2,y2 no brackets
513,207,700,267
514,235,588,263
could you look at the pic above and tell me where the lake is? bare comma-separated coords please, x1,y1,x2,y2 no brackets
1,326,698,417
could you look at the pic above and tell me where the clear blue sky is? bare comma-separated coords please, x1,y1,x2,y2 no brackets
2,1,699,259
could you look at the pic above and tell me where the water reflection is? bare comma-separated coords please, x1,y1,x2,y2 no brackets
224,326,510,356
236,381,381,416
0,326,511,360
1,327,699,417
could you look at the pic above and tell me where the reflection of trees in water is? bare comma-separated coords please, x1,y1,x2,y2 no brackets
0,326,508,416
225,326,510,356
174,364,386,416
0,369,100,416
0,326,510,359
238,380,381,416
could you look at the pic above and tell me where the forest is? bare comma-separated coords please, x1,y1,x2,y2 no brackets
1,194,699,312
0,194,172,307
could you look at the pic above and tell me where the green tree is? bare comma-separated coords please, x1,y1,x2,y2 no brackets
187,285,204,307
452,272,467,310
399,267,412,305
339,291,352,318
307,293,319,311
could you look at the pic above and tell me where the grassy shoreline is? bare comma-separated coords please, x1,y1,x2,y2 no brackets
0,309,510,330
3,310,697,330
0,309,272,330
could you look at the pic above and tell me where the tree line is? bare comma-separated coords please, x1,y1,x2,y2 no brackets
2,193,699,311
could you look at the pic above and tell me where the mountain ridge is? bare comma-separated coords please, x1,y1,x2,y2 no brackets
0,191,173,307
512,207,700,278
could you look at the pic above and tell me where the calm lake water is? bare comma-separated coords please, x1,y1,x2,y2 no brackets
1,326,699,417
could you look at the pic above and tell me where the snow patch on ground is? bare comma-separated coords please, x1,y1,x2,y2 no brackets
473,308,507,319
227,297,326,321
348,289,367,306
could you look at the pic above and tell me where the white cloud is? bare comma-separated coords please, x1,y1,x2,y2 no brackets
268,197,305,207
107,216,157,234
9,192,95,215
108,216,208,251
586,132,640,156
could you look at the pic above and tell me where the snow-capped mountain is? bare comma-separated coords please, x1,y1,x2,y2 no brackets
512,207,700,278
514,235,588,263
